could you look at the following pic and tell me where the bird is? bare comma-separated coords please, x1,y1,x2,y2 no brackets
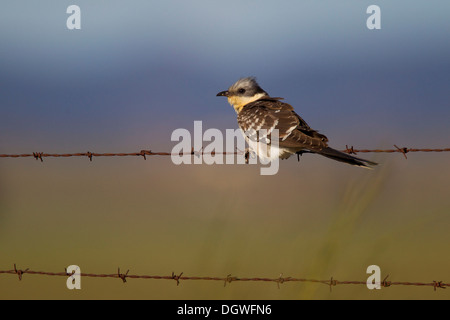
216,77,377,168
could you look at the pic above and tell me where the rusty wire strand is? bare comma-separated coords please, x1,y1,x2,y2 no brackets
0,266,448,291
0,146,449,162
0,150,238,160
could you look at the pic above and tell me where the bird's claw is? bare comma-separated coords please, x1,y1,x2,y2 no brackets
296,150,312,162
244,148,256,164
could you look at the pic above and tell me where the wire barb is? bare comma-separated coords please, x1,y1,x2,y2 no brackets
344,145,356,155
118,268,130,283
329,276,338,292
33,152,43,162
171,271,183,286
65,267,73,276
433,281,446,291
13,264,29,281
394,145,409,159
382,275,391,288
139,149,151,160
224,274,236,287
276,273,289,289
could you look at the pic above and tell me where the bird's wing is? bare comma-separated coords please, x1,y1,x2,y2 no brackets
237,98,328,151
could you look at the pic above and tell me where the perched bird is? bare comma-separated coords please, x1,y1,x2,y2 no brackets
216,77,377,168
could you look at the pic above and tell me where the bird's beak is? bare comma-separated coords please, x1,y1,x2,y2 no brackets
216,90,229,97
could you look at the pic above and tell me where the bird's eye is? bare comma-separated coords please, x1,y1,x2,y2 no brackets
238,88,246,94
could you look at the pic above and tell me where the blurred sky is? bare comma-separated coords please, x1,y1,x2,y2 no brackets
1,1,450,300
1,0,450,152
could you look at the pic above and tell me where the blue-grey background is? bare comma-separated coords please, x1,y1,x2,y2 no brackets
1,1,449,299
2,0,449,151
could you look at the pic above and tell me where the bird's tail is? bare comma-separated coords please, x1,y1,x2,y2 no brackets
316,147,378,169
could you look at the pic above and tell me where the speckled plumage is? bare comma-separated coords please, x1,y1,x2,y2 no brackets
217,77,377,167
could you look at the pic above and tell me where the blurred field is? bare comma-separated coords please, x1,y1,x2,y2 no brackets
1,149,449,300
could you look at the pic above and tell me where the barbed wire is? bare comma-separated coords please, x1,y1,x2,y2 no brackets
0,265,448,291
2,148,449,293
2,147,448,294
0,145,449,162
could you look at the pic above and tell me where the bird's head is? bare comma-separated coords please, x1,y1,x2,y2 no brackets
217,77,268,113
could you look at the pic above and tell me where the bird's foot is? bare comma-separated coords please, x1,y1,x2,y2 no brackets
295,150,312,162
244,148,256,164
